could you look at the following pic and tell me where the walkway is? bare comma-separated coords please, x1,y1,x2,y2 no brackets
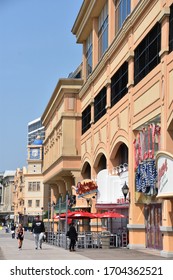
0,229,173,260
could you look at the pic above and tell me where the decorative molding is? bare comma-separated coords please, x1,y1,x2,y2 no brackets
158,6,170,23
160,226,173,232
127,224,145,229
128,244,146,250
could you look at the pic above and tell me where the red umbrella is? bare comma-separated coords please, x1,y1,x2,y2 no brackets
55,211,96,219
95,212,126,233
95,212,126,219
68,211,97,219
55,210,72,219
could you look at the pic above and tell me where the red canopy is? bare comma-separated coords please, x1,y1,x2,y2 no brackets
95,212,126,218
55,210,96,219
68,211,96,219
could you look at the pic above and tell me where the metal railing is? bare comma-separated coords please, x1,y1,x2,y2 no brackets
45,231,128,250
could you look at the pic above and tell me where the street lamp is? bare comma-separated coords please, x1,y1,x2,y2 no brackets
41,207,44,221
122,181,129,202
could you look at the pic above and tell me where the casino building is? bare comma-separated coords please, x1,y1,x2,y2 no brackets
39,0,173,257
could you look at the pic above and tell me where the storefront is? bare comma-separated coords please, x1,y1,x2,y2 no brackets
95,169,129,234
133,120,163,250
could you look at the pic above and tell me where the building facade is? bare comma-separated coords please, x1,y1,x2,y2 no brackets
13,167,26,225
71,0,173,257
41,78,83,224
25,136,48,226
0,170,15,225
13,135,48,228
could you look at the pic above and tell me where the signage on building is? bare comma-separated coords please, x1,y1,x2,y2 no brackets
76,180,98,196
156,152,173,198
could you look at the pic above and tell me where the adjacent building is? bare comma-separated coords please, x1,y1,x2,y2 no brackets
0,170,15,225
41,78,83,223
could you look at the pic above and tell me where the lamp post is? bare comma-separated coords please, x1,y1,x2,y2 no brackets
41,207,44,221
122,181,129,202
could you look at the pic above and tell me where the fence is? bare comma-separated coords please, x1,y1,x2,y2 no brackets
45,231,128,250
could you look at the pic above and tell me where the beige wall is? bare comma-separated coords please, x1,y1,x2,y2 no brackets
72,0,173,256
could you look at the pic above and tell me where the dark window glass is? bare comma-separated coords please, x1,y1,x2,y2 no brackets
134,23,161,85
111,62,128,107
82,105,91,134
94,87,107,123
169,4,173,52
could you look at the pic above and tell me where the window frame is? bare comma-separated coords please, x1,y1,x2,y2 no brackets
82,105,91,134
86,31,93,77
94,87,107,123
169,4,173,52
35,200,40,208
98,2,108,60
115,0,131,35
134,22,161,85
28,200,32,207
111,61,128,107
28,181,41,192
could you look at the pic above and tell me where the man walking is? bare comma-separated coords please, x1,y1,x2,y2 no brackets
31,215,45,249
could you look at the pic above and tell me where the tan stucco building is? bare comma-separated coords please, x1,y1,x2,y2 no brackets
71,0,173,257
13,137,48,227
41,77,83,221
39,0,173,257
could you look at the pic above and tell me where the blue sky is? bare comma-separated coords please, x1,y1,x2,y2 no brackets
0,0,83,171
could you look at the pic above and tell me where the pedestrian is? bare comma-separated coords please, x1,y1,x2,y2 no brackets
16,223,24,250
66,222,78,252
11,223,16,239
31,215,45,250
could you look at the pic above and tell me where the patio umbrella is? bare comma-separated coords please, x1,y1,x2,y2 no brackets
55,210,72,219
68,211,97,219
95,212,126,233
95,212,126,218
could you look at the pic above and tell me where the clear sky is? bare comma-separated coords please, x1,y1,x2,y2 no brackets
0,0,83,171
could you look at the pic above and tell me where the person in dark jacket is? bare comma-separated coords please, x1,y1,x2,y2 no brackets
31,215,45,249
66,223,78,251
11,223,16,239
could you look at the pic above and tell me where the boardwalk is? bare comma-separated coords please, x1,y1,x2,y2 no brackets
0,229,172,260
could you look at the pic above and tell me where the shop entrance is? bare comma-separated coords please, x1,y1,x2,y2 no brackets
145,204,162,250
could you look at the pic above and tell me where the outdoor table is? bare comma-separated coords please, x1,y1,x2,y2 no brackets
77,234,86,248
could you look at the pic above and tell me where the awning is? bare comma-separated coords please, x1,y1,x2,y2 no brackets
95,203,129,210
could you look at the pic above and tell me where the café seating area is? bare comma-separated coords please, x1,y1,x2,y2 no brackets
46,229,128,250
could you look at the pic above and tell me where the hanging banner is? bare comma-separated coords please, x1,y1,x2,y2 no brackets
156,151,173,198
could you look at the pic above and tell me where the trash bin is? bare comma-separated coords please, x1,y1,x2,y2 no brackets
101,231,111,249
101,236,110,248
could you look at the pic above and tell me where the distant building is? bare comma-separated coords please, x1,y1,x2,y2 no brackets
28,117,45,145
13,168,26,225
0,170,15,225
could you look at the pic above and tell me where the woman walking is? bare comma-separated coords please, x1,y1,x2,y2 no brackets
16,224,24,250
66,222,78,252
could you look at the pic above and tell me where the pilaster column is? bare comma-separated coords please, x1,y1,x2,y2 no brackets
92,17,98,69
108,0,115,45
